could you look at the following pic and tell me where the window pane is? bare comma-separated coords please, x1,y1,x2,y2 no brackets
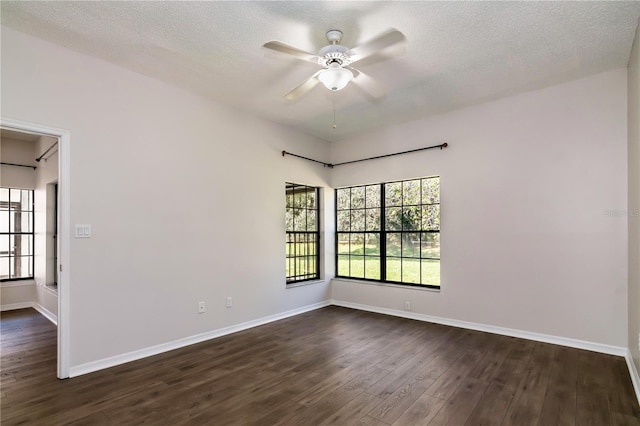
0,211,8,232
365,233,380,256
337,233,350,254
308,256,317,275
0,188,9,209
20,190,32,211
9,189,21,208
338,255,350,276
386,257,401,282
385,207,402,231
293,209,307,231
402,233,420,258
0,256,9,279
386,233,401,257
421,259,440,286
365,208,380,231
286,190,293,208
307,210,317,231
403,180,421,205
385,182,402,206
297,238,307,256
364,257,380,280
294,189,305,209
13,256,32,279
337,210,350,232
0,235,8,256
402,259,420,284
366,185,380,208
306,190,316,210
402,206,421,231
421,233,440,259
307,241,316,256
350,234,364,255
351,209,365,232
295,257,307,276
337,188,350,210
422,205,440,231
285,208,294,231
286,257,293,277
10,212,32,233
422,178,440,204
351,186,365,209
11,235,33,256
349,256,364,278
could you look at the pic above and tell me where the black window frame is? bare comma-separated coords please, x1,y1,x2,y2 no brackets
1,187,35,282
286,183,320,284
335,177,440,289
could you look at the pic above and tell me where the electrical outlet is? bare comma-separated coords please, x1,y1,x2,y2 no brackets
226,297,233,308
198,301,205,314
404,301,411,311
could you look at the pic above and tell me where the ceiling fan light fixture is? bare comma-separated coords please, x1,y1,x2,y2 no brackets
318,63,353,91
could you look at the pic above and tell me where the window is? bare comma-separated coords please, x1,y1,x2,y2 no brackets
286,183,320,283
1,188,35,281
336,177,440,288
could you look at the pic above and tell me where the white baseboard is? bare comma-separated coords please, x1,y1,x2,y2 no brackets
331,300,627,357
1,301,33,311
33,303,58,326
1,301,58,325
69,300,331,377
625,350,640,405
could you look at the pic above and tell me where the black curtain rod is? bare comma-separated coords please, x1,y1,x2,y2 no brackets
282,142,448,168
36,141,58,162
1,162,36,170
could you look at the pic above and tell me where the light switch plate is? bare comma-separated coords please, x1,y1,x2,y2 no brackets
75,224,92,238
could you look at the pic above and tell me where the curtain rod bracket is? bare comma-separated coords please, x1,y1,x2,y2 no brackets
36,141,59,162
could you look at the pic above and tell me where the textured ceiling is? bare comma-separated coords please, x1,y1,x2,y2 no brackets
2,1,640,142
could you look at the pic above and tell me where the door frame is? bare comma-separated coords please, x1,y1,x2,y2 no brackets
1,116,70,379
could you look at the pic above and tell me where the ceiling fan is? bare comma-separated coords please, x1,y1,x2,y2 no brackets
263,29,406,101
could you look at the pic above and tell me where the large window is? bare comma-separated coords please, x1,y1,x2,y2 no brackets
286,183,320,284
1,188,34,281
336,177,440,288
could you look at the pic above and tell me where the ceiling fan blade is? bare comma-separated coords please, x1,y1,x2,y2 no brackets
263,41,320,63
284,71,322,101
349,68,387,99
347,29,406,64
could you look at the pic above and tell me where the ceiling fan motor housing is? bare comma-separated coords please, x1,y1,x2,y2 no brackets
318,44,352,67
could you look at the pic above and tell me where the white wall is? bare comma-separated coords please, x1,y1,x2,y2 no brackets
629,20,640,369
331,69,628,347
0,137,36,189
1,26,333,368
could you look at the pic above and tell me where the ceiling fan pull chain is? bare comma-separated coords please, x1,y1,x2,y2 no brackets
333,104,337,129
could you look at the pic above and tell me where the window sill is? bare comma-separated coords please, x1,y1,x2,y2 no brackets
286,279,326,289
1,279,36,288
332,277,441,293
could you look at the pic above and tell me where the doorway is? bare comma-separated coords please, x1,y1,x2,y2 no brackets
0,117,70,379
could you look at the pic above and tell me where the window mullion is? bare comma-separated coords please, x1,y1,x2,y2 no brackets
380,183,386,281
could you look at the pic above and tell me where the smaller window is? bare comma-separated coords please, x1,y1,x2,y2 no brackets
286,183,320,284
1,187,35,281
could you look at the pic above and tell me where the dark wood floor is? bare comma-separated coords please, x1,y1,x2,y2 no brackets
1,307,639,425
